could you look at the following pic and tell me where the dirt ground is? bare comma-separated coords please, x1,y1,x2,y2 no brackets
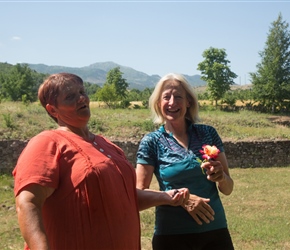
268,115,290,126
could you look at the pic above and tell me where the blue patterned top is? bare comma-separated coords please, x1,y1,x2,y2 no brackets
136,123,228,234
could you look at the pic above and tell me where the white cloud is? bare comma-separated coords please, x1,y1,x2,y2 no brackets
11,36,21,41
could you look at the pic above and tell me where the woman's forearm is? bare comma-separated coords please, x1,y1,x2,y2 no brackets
136,188,189,211
218,172,234,195
16,186,54,250
17,199,50,250
137,188,167,210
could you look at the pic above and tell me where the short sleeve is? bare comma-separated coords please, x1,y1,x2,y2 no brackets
205,125,224,153
190,124,225,155
136,133,158,166
13,132,60,196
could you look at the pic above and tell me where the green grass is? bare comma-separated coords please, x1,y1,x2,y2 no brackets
0,175,23,250
1,101,290,249
200,109,290,141
1,101,290,141
2,168,289,250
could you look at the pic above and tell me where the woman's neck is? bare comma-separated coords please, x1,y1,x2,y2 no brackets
57,125,94,142
164,121,189,149
164,120,188,137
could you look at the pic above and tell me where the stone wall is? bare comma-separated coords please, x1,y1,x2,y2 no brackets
1,140,29,174
1,139,289,174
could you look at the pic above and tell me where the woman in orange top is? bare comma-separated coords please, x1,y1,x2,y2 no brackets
13,73,189,250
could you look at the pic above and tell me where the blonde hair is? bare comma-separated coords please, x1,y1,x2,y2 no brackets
149,73,200,124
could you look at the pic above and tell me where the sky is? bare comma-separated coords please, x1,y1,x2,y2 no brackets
1,1,290,85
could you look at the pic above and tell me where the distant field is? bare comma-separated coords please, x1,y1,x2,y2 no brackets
1,101,290,142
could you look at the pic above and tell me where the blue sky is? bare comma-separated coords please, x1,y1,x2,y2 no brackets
1,1,290,84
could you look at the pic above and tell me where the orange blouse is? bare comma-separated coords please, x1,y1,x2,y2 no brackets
13,130,140,250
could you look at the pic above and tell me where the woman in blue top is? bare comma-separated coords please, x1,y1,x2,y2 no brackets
136,73,234,250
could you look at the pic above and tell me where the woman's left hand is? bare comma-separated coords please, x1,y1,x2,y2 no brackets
201,160,225,183
166,188,190,206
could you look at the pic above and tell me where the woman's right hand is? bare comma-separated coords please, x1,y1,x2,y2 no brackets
182,194,215,225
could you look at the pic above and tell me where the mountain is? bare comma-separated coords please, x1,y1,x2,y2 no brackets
27,61,206,90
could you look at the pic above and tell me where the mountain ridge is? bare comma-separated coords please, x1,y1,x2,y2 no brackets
27,61,206,90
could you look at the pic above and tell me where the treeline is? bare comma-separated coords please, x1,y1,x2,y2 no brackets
0,62,287,114
1,13,290,114
0,63,153,108
0,63,100,103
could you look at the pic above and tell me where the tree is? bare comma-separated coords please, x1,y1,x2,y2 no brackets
83,81,100,100
96,67,129,108
197,47,237,107
250,13,290,113
127,89,141,102
1,64,38,102
105,67,128,99
96,84,118,108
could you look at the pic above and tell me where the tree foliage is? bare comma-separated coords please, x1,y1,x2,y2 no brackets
0,64,45,102
96,67,129,108
83,82,100,100
197,47,237,107
96,84,118,108
250,13,290,113
105,67,128,99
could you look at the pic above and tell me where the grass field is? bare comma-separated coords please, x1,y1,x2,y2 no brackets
1,101,290,249
1,168,290,250
1,101,290,142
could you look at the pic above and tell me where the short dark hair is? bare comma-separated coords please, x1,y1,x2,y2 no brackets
38,73,83,122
